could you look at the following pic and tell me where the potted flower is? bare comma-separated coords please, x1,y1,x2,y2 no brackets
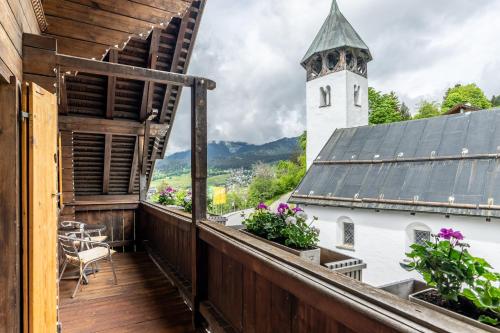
242,203,321,263
157,186,178,207
406,228,500,332
175,190,192,213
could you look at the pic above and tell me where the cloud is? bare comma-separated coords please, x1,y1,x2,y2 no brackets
166,0,500,153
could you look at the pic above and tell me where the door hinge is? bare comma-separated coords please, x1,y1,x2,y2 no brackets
20,111,29,121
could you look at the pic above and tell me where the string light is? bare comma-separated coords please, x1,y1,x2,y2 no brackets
97,3,192,60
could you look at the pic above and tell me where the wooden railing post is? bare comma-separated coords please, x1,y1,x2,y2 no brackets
191,77,208,327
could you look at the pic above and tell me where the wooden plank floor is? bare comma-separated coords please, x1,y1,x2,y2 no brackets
59,252,195,333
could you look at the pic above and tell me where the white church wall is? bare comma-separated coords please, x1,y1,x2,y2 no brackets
346,71,369,128
302,205,500,287
306,71,347,169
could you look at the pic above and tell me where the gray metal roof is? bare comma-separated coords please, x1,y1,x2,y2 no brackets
301,0,372,66
290,109,500,218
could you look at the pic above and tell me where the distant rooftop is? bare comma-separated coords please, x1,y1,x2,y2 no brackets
301,0,372,66
290,108,500,218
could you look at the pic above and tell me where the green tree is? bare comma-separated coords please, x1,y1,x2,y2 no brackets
400,102,411,120
413,101,441,120
491,95,500,107
442,83,492,113
247,133,307,206
368,87,403,125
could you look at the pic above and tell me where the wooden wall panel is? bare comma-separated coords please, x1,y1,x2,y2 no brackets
0,0,40,81
0,78,20,333
136,203,192,285
75,208,135,250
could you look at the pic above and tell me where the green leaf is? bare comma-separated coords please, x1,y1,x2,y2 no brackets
478,315,499,326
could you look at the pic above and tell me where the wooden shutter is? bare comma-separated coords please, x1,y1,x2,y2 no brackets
22,82,58,332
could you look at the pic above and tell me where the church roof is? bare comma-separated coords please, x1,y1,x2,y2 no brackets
301,0,372,66
290,109,500,218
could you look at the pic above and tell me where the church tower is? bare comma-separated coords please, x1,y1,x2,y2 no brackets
302,0,372,168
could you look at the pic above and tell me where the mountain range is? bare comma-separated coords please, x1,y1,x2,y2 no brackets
155,136,301,174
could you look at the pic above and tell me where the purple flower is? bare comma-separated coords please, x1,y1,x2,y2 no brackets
438,228,454,240
166,186,175,193
256,202,268,210
292,207,303,213
277,203,289,214
438,228,464,240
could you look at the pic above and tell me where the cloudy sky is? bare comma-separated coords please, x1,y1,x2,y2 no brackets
167,0,500,153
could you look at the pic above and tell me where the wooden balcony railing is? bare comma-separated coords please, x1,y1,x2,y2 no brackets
136,203,484,333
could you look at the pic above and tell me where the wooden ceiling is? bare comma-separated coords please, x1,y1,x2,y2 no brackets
41,0,193,60
54,0,205,201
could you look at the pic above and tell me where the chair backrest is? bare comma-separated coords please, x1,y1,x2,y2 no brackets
58,235,80,260
60,221,85,229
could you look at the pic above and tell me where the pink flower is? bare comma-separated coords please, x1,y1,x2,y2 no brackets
277,203,289,214
292,207,303,213
438,228,454,240
438,228,464,241
257,202,268,210
451,231,464,240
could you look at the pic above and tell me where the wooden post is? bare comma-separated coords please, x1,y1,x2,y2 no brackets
103,134,112,194
0,77,20,332
106,49,118,119
191,78,208,327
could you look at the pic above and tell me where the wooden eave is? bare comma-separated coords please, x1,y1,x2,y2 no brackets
40,0,193,60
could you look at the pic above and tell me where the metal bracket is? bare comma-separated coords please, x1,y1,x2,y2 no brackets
20,111,29,122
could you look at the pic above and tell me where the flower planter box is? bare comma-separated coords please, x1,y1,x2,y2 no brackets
379,279,427,300
240,230,321,264
409,289,500,333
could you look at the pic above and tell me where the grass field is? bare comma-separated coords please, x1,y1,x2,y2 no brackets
150,172,231,191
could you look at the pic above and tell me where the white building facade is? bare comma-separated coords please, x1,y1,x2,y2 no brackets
305,206,500,286
292,0,500,289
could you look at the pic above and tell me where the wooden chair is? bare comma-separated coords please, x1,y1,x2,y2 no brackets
58,235,118,298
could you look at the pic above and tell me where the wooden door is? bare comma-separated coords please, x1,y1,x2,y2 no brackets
22,82,59,332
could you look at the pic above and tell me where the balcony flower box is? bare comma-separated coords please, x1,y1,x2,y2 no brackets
410,289,500,333
405,228,500,331
240,230,321,264
241,203,321,264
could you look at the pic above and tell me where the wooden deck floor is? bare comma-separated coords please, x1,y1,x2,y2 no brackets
59,252,195,333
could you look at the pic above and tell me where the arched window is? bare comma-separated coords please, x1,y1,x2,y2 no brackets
327,51,340,70
406,223,432,250
337,217,355,249
320,86,331,107
354,85,361,107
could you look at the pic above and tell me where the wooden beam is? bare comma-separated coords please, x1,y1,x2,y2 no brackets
141,121,151,174
140,28,162,121
106,49,118,119
159,0,207,163
55,53,216,89
159,13,190,123
74,194,139,203
102,134,112,193
0,77,20,332
191,77,208,327
59,73,68,114
128,137,139,194
58,115,168,136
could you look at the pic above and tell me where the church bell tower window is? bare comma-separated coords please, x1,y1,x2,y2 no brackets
320,86,331,107
354,85,361,107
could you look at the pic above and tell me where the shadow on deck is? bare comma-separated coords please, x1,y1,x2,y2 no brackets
59,252,195,333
